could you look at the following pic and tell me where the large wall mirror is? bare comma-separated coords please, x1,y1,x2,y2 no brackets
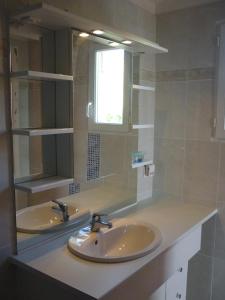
12,26,145,252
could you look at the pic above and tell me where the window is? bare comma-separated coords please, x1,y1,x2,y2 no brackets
95,49,125,125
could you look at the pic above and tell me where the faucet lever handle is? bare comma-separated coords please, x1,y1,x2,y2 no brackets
92,213,107,222
91,213,112,232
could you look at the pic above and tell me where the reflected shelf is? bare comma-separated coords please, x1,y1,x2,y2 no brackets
10,70,73,81
12,128,74,136
132,160,153,169
14,176,74,193
132,84,155,92
132,124,154,129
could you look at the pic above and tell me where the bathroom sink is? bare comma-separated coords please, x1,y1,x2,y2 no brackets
16,202,90,234
68,219,162,262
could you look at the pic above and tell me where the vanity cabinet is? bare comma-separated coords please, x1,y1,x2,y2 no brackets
147,225,202,300
166,263,188,300
149,263,188,300
11,202,216,300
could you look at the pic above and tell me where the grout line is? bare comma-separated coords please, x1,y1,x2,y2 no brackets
181,80,188,203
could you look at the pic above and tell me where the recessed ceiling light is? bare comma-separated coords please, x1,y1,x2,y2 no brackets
122,40,133,45
109,42,120,47
92,29,105,35
79,32,90,38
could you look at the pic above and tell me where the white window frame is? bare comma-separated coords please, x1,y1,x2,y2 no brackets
88,43,132,133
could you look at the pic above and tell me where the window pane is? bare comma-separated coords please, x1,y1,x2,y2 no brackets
95,49,124,124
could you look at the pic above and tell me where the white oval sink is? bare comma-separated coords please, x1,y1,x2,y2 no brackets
68,219,162,263
16,202,90,234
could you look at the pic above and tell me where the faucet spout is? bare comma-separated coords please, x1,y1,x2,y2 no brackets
90,213,112,232
52,199,69,222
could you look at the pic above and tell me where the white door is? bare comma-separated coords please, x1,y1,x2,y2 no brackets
166,263,188,300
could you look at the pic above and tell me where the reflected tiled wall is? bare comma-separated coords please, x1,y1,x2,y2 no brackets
154,1,225,299
134,53,156,201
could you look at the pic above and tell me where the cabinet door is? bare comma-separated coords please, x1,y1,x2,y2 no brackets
166,263,188,300
149,284,166,300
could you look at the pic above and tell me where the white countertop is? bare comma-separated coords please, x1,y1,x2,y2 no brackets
12,198,217,299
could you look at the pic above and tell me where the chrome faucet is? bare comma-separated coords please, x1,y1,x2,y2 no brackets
52,199,69,222
90,213,112,232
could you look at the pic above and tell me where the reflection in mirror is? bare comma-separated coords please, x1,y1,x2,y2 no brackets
11,31,90,251
12,26,155,253
95,48,124,125
73,30,137,214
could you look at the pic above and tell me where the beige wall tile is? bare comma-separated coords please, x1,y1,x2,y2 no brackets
155,81,186,139
157,9,190,72
183,141,219,204
187,1,225,70
185,79,214,141
217,143,225,202
153,138,185,198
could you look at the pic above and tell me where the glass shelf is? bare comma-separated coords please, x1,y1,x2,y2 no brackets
11,70,73,82
12,128,74,136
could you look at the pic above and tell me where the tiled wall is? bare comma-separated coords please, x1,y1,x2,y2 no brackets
154,1,225,299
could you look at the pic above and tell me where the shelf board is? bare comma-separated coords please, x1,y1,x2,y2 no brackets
12,128,74,136
10,70,73,81
132,124,154,129
14,176,74,193
10,3,168,54
132,160,153,169
133,84,155,92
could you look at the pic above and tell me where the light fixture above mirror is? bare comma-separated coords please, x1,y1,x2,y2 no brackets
79,32,90,38
92,29,105,35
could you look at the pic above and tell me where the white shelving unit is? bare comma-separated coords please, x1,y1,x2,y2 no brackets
10,26,75,195
11,70,73,81
132,124,154,129
132,160,153,169
12,128,74,136
14,176,74,193
133,84,155,92
10,3,168,54
10,3,168,197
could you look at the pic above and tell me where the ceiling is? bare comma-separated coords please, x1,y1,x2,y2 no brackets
129,0,221,14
